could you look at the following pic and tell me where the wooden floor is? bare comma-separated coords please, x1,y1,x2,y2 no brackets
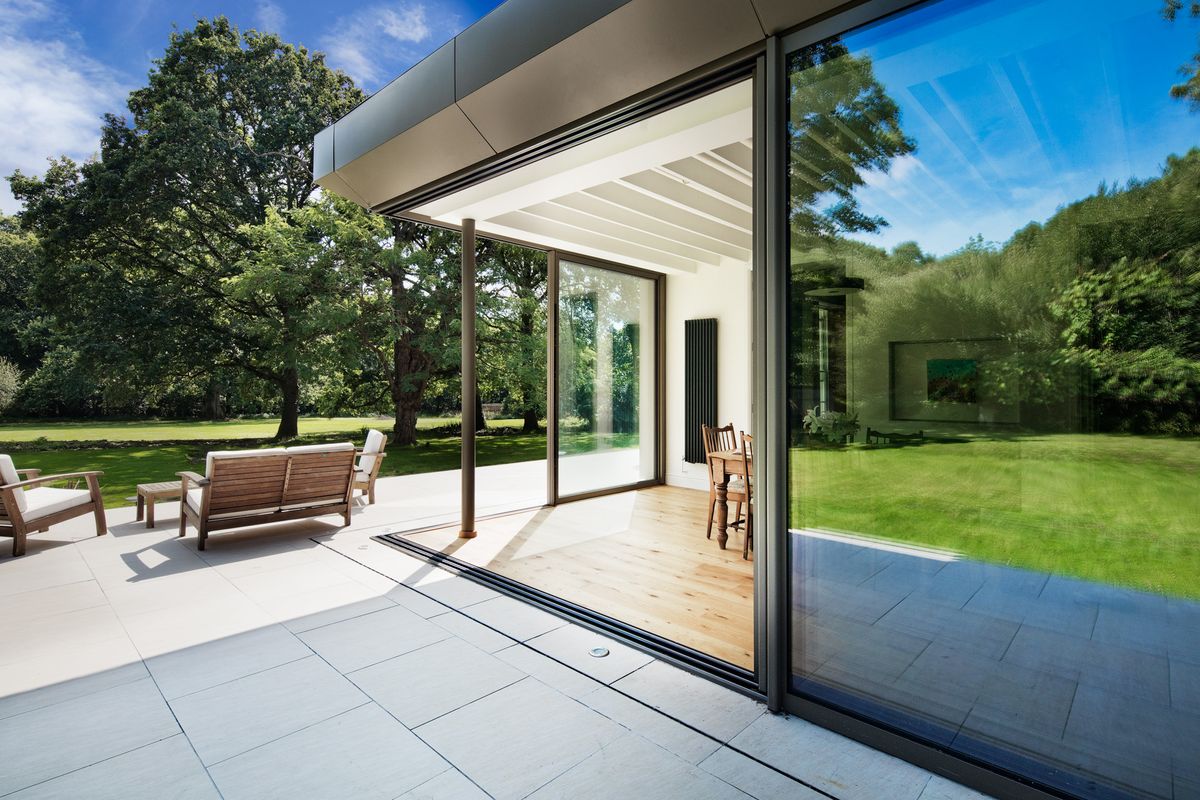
404,485,755,669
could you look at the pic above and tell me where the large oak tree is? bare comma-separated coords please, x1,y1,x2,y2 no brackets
11,18,363,438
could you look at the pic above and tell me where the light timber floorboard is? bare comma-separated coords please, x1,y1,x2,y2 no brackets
403,485,754,669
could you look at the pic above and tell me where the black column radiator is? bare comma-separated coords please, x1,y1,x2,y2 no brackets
684,318,718,463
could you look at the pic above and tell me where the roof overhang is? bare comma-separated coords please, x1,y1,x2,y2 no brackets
313,0,846,212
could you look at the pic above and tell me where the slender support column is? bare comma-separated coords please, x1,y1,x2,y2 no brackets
460,218,477,538
546,251,559,505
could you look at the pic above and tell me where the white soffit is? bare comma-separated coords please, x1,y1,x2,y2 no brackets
413,81,753,275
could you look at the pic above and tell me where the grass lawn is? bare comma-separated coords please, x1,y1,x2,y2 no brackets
0,416,639,511
8,417,1194,599
4,420,549,510
792,434,1200,598
0,416,523,442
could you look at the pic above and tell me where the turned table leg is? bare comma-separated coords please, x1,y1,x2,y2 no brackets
715,461,730,549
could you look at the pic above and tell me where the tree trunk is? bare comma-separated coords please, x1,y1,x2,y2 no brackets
393,397,420,446
475,392,486,433
522,408,539,433
208,380,223,421
275,367,300,439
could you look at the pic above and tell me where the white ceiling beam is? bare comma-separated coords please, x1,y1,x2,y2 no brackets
660,157,753,206
522,201,722,265
584,182,752,249
619,171,752,232
552,192,749,260
489,211,699,273
714,140,753,173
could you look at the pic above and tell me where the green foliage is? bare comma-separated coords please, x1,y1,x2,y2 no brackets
1165,0,1200,107
340,220,464,445
842,149,1200,434
0,357,20,413
0,215,44,371
787,40,915,247
11,347,101,417
477,242,548,431
9,17,364,438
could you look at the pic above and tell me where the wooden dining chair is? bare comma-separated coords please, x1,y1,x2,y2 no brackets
701,423,745,540
736,432,753,559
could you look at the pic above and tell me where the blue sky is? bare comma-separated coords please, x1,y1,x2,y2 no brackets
0,0,503,211
839,0,1200,255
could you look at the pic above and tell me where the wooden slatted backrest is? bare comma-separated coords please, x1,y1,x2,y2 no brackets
701,423,737,458
207,453,291,514
281,445,356,508
701,423,738,487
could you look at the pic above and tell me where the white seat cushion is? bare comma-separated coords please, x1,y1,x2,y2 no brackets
284,442,355,455
0,454,27,513
205,448,287,477
354,469,370,484
358,429,385,474
187,488,279,519
23,487,91,521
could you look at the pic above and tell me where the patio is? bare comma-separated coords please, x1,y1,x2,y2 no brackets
0,469,983,800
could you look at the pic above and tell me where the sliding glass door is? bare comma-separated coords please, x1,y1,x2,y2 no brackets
784,1,1200,797
556,258,659,498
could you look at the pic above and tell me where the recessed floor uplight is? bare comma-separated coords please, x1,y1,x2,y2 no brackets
589,647,610,658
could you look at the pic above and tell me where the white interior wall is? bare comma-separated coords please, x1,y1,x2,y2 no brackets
664,261,753,491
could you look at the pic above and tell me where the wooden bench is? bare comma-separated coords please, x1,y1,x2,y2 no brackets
866,427,925,445
178,443,356,550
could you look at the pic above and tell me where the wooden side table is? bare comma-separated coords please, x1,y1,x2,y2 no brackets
136,480,184,529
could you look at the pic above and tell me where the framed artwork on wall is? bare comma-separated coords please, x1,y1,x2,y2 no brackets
888,338,1018,424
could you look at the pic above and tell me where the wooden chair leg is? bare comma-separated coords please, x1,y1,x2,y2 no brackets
12,531,26,557
368,481,376,505
197,525,207,551
706,496,716,539
93,504,107,537
733,500,743,530
743,511,753,560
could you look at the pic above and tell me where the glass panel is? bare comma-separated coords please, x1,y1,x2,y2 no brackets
558,260,657,496
474,241,550,515
785,1,1200,797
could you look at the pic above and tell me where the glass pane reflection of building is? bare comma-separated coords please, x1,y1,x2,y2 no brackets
785,1,1200,797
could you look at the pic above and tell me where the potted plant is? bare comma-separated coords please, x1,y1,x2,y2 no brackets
802,407,860,446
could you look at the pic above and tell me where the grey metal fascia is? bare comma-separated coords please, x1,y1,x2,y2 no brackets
453,0,633,100
331,39,457,172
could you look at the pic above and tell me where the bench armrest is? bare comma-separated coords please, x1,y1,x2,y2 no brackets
354,450,387,458
177,471,209,489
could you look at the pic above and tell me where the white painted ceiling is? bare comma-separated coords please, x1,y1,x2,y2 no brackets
411,80,753,274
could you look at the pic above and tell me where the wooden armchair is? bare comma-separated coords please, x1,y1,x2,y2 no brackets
0,454,106,557
353,429,388,504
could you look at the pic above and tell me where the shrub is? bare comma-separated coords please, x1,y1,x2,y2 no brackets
0,357,20,413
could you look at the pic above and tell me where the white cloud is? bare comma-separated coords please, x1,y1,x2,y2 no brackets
321,2,461,88
254,1,286,35
0,0,127,213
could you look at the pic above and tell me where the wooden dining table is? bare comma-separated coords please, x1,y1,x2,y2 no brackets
707,448,751,550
